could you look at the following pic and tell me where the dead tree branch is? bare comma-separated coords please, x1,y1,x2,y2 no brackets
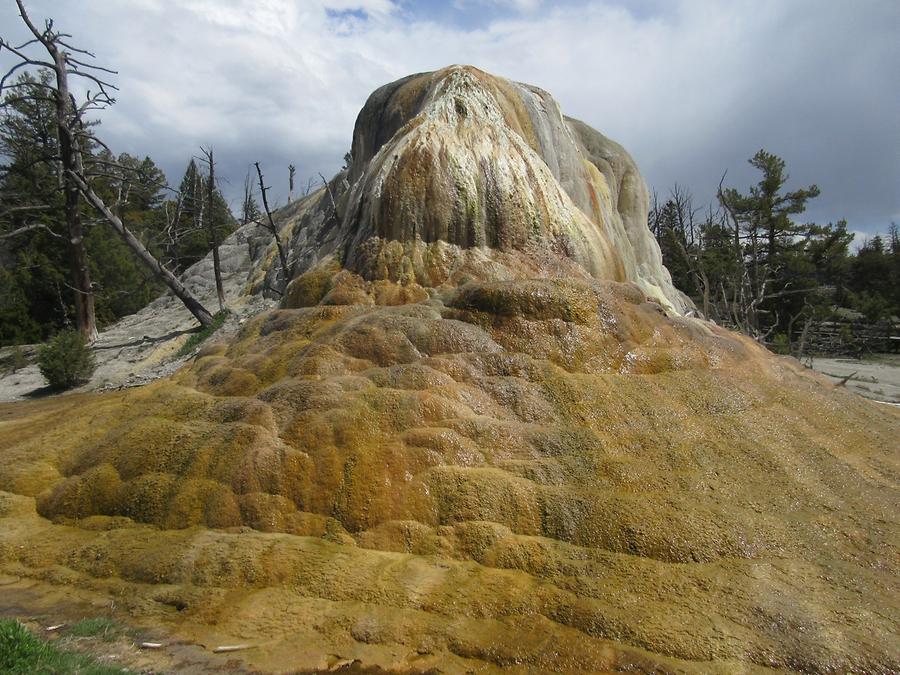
254,162,290,293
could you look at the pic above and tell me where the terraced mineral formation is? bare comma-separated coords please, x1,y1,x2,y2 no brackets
0,67,897,673
266,66,690,314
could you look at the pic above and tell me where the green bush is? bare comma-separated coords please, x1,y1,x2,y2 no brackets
37,329,96,390
176,310,229,357
771,333,791,355
0,345,31,375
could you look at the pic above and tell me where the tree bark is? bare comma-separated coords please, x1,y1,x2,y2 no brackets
204,148,225,311
11,0,97,340
71,171,214,327
53,47,97,341
795,314,812,360
254,162,290,292
288,164,295,204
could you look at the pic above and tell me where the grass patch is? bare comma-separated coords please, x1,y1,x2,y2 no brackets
0,618,129,674
177,310,229,357
67,617,122,641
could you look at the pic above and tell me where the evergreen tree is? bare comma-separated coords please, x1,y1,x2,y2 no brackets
241,171,262,225
165,159,236,274
717,150,821,337
1,71,74,343
849,229,900,320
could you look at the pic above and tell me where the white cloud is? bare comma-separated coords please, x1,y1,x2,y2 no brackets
454,0,543,11
0,0,897,229
849,231,869,253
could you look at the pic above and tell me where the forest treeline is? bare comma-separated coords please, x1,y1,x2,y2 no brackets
1,0,896,357
0,71,245,345
651,150,899,356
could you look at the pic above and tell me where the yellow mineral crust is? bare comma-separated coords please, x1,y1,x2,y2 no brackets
1,273,898,672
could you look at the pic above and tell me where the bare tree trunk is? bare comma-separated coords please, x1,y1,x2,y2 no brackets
53,44,97,341
795,314,813,360
241,171,253,225
163,195,184,272
288,164,296,204
699,270,711,319
202,147,225,311
71,172,214,327
254,162,290,293
319,172,341,223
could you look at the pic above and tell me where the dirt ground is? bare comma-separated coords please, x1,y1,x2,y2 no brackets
807,354,900,405
0,576,252,673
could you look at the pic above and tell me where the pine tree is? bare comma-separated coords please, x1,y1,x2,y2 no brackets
718,150,821,337
3,3,217,334
165,159,236,274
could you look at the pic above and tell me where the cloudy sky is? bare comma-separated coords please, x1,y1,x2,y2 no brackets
2,0,898,239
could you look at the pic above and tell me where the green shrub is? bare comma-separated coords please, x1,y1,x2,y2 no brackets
177,310,229,357
0,345,31,375
37,329,96,390
771,333,791,355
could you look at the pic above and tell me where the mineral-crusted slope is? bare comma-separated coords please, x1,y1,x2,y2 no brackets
2,271,898,672
269,66,689,313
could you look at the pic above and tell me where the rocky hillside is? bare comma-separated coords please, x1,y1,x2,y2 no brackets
0,67,897,673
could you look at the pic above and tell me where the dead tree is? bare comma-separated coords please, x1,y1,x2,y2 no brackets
3,1,213,328
1,1,102,339
162,193,185,271
254,162,290,293
652,185,714,319
70,172,213,326
319,172,341,223
288,164,296,203
200,147,225,311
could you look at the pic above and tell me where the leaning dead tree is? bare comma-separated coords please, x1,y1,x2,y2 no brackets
2,0,214,329
254,162,290,293
70,172,215,325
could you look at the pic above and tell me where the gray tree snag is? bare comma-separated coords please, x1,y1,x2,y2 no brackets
288,164,296,204
200,146,225,311
318,172,341,224
254,162,290,294
71,171,213,327
241,170,255,225
4,0,214,329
